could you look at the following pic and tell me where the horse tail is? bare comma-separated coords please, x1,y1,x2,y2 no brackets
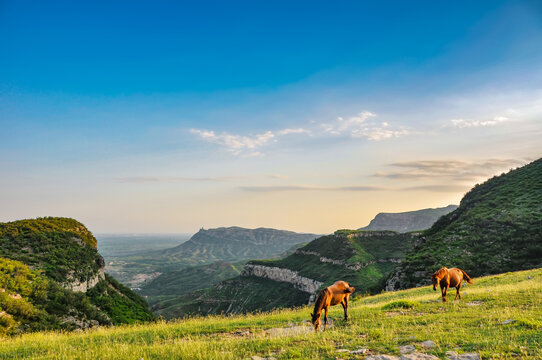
461,269,474,284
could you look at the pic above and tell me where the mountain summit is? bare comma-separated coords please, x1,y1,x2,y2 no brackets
160,226,319,266
360,205,458,233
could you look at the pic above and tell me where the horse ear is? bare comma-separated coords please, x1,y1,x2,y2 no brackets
310,312,314,317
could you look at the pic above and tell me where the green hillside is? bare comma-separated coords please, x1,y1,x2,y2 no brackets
139,261,244,307
254,230,417,292
0,218,155,334
387,158,542,290
2,268,540,359
157,231,416,318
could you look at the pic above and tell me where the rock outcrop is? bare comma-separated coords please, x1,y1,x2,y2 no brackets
65,268,106,292
242,264,323,294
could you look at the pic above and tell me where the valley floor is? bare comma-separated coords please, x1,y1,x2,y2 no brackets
1,268,541,360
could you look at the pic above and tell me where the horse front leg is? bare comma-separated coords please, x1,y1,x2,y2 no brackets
323,306,329,331
441,285,449,302
342,298,349,321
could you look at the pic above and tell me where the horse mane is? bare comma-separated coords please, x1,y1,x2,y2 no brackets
433,267,448,279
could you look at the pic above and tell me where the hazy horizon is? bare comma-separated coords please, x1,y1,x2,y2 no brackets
2,1,541,234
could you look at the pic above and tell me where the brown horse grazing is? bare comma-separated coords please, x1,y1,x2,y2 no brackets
311,281,355,331
432,267,473,302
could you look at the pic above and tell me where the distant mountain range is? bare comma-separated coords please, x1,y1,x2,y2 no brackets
161,226,319,265
107,227,318,287
359,205,458,232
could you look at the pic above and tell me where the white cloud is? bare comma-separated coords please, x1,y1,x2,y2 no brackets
190,110,409,155
190,129,276,155
321,111,409,140
450,115,510,128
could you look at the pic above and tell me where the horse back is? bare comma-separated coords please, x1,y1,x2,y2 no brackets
331,281,354,293
327,281,354,305
448,268,465,287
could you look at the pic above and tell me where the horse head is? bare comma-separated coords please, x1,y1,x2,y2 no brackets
311,312,321,331
431,267,447,290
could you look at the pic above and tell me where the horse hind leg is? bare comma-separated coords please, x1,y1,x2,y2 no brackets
323,306,329,331
455,283,462,300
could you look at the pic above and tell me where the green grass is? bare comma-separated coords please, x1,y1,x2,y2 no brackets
1,268,540,359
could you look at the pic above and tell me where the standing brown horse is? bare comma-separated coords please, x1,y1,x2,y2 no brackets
311,281,355,331
432,267,473,302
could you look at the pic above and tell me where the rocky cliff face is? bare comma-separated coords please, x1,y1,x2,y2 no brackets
65,267,106,292
242,264,323,294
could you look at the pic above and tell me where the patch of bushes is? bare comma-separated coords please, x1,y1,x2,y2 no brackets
381,300,416,310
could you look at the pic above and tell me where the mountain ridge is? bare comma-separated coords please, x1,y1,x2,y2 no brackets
109,226,318,287
359,205,458,232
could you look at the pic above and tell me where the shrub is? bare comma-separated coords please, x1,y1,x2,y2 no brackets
381,300,416,310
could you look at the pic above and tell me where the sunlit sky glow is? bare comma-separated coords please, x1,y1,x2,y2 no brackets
1,1,541,234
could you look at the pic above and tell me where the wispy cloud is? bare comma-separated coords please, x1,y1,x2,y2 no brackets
114,176,236,183
374,158,529,182
449,115,510,128
239,185,386,192
277,128,311,135
401,184,473,192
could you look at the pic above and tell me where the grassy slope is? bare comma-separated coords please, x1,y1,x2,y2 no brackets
1,268,540,359
151,276,310,319
389,158,542,289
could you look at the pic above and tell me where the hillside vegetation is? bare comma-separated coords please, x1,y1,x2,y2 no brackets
360,205,458,232
0,218,155,334
139,261,244,307
2,268,540,359
156,231,417,318
387,158,542,290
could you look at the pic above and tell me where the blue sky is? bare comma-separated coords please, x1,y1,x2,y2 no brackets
1,1,541,233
